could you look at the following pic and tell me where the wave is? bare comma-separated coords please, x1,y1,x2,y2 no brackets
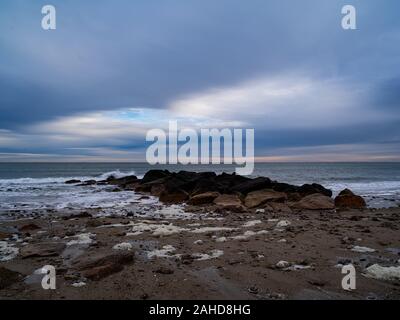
0,169,137,185
96,170,137,180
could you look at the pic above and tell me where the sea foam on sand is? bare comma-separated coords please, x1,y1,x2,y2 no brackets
364,264,400,281
0,241,19,261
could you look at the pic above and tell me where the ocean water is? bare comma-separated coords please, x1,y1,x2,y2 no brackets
0,162,399,212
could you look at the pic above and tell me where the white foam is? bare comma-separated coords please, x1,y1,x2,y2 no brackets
284,264,312,271
276,220,290,228
243,220,262,228
66,233,96,246
363,264,400,281
72,281,87,287
147,245,177,259
190,227,236,234
127,222,188,236
351,246,376,253
230,230,269,240
0,241,19,261
112,242,133,251
96,170,136,180
192,249,224,261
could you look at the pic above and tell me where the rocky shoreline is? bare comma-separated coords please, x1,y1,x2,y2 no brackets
1,170,399,299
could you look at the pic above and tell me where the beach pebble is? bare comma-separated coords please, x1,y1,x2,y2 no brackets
276,260,290,269
193,240,203,245
71,281,86,288
112,242,133,251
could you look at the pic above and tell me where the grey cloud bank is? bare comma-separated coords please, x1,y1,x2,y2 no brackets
0,0,399,161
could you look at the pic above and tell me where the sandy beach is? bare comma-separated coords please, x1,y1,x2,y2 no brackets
1,170,399,300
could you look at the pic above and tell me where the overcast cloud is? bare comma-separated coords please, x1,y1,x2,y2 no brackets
0,0,399,161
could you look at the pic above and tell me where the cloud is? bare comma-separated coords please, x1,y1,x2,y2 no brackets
0,0,400,161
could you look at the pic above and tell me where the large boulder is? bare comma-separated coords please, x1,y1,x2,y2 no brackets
150,184,166,197
213,194,245,212
231,177,272,195
293,193,335,210
270,182,299,194
298,183,333,197
214,173,251,193
107,175,138,186
188,192,220,205
244,189,287,208
159,189,189,203
141,170,171,184
20,242,66,258
335,189,366,209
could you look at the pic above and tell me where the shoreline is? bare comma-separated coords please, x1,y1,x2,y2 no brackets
1,170,400,300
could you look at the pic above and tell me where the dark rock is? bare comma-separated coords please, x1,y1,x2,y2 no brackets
231,177,272,195
141,170,171,184
74,251,134,280
18,223,41,232
338,188,355,196
271,182,299,194
0,267,22,289
78,180,97,186
159,189,189,203
65,179,81,184
107,175,138,186
298,183,332,197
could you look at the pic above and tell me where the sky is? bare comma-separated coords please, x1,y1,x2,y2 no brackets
0,0,399,162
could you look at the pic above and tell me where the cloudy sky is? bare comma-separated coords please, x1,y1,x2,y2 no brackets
0,0,399,162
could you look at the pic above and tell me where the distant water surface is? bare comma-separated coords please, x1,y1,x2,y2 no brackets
0,162,399,212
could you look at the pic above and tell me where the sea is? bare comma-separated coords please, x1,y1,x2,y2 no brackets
0,162,399,213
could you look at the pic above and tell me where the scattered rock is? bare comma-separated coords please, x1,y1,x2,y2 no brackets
298,183,332,197
244,189,287,208
74,251,134,280
159,189,189,203
276,261,291,269
0,267,22,289
231,177,272,194
293,193,334,210
18,223,41,232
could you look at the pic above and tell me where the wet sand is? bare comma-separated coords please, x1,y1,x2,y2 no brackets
1,204,400,300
